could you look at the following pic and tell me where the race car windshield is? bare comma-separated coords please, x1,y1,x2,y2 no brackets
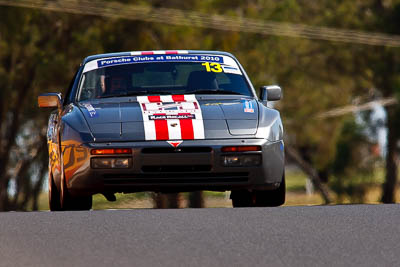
77,61,252,101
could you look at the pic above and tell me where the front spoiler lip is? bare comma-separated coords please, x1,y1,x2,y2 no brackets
66,139,285,196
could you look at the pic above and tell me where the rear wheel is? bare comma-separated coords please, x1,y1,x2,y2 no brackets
49,172,62,211
60,174,92,211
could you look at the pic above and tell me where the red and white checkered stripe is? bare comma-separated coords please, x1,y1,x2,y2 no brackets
130,50,189,56
137,94,204,141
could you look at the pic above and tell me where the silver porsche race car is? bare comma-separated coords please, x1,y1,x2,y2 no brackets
38,50,285,210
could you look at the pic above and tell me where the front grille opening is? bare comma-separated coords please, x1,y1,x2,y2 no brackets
104,177,248,184
103,172,249,184
142,165,211,172
141,147,212,154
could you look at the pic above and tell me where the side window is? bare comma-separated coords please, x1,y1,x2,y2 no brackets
63,67,81,105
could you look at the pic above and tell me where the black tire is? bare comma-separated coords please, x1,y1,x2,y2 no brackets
49,172,62,211
254,175,286,207
60,174,92,211
231,190,254,208
231,174,286,208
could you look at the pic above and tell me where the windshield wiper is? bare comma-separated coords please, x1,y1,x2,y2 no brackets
185,89,243,95
98,89,242,99
98,90,173,98
97,94,126,99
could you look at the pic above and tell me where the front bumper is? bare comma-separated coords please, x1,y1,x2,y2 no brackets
63,139,284,196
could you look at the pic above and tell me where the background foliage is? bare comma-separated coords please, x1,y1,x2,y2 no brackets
1,0,400,210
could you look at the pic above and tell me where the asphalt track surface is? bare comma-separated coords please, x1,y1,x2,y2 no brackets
1,205,400,267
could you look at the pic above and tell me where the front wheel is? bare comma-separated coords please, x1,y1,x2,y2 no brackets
231,190,253,207
49,172,62,211
231,174,286,208
254,176,286,207
60,174,92,211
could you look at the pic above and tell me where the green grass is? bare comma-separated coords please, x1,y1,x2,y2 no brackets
286,169,309,192
37,191,229,210
92,192,152,210
92,191,228,209
285,167,387,192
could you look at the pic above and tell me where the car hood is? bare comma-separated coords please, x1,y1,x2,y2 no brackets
78,96,258,142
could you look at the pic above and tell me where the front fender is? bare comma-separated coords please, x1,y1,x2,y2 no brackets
256,103,284,141
60,104,94,184
60,104,94,144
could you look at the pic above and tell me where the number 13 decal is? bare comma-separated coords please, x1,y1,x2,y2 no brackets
202,62,223,73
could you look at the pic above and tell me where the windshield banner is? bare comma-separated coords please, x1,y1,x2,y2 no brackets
97,54,224,68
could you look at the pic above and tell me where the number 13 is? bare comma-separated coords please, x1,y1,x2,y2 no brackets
202,62,223,73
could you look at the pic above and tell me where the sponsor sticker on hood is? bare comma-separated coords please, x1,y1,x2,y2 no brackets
81,103,98,117
243,100,255,113
137,95,205,141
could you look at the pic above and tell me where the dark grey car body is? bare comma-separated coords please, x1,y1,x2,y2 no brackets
41,50,284,209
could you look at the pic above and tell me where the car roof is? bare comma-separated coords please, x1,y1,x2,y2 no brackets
82,50,237,65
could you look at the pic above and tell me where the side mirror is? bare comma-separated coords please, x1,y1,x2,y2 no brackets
260,85,282,102
38,93,63,113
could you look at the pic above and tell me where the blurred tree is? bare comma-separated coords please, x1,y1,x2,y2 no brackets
330,119,380,203
369,1,400,203
0,7,49,210
0,6,104,210
2,0,399,210
337,0,400,203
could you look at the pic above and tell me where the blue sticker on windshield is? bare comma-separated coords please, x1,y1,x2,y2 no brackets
243,100,254,113
222,66,237,70
221,63,241,75
97,54,224,68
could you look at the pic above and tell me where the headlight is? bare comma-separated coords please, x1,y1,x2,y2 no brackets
221,155,261,167
91,157,132,169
